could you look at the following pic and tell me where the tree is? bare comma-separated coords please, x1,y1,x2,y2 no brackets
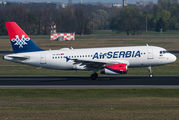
0,16,8,35
146,14,155,30
111,6,145,35
109,15,117,30
152,4,160,16
155,17,168,32
158,0,178,11
154,10,170,31
28,12,37,34
96,9,109,30
155,10,170,23
168,16,178,30
74,8,92,35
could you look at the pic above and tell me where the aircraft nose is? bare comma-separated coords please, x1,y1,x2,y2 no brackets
171,54,177,63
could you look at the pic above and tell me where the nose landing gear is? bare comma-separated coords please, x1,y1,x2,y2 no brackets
148,66,153,78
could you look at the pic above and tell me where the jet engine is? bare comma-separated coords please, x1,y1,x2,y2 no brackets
100,63,128,75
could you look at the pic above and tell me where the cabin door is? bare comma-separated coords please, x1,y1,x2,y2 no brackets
147,49,153,59
40,53,46,64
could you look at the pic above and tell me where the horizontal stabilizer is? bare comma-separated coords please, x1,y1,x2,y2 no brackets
4,55,30,61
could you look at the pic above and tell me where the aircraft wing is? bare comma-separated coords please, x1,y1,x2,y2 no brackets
67,57,129,69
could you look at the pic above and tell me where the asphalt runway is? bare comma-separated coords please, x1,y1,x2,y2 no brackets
0,76,179,89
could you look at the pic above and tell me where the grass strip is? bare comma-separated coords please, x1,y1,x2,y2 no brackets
0,89,179,120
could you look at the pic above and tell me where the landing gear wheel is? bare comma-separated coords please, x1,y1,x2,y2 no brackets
95,73,98,78
149,73,153,78
91,74,97,80
148,66,153,78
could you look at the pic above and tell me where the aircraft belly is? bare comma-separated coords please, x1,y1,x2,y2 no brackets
128,59,141,67
47,59,73,70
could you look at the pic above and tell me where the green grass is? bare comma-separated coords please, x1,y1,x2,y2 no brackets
1,33,179,51
0,89,179,120
143,30,179,34
122,40,174,45
92,30,179,35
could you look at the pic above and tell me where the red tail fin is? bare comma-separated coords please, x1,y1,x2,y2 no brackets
5,22,30,40
5,22,44,53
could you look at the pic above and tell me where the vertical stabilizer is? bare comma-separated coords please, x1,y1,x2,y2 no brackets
5,22,44,53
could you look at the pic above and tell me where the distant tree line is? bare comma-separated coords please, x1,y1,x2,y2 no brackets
0,0,179,36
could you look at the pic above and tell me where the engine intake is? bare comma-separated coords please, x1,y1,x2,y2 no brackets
101,63,128,75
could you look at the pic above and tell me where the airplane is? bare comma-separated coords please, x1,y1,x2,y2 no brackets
3,22,177,80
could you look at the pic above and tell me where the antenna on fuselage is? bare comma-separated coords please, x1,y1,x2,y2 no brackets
146,43,148,46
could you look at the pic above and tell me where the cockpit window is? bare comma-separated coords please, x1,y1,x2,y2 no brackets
160,50,169,54
163,51,169,54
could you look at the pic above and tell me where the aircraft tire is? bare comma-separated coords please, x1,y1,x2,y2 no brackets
91,74,96,80
95,73,98,78
149,73,153,78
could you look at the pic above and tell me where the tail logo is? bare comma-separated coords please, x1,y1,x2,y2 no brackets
11,35,30,48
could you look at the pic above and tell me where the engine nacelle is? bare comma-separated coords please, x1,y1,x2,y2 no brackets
100,64,128,75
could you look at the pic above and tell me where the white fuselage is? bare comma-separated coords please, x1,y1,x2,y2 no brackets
4,46,177,71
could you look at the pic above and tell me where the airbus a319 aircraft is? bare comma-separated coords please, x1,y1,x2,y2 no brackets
4,22,177,80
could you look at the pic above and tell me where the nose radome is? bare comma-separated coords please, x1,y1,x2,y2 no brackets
174,55,177,62
171,54,177,62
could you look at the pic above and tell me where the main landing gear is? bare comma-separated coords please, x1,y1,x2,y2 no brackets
148,66,153,78
91,73,98,80
91,69,99,80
